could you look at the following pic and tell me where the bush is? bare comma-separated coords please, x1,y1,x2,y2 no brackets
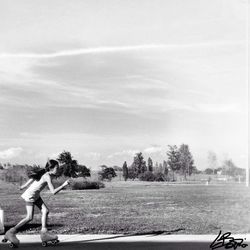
71,180,105,190
138,171,168,182
154,172,166,182
128,168,137,180
1,165,28,184
98,167,117,181
138,171,155,181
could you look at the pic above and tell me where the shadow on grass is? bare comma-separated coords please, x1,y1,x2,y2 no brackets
132,228,185,236
60,228,186,244
2,223,64,234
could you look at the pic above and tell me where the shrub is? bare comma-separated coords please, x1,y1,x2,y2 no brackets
71,180,105,190
138,171,155,181
127,167,137,180
138,171,168,182
98,167,117,181
1,165,28,184
154,172,166,182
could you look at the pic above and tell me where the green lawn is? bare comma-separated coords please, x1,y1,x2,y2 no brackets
0,180,250,235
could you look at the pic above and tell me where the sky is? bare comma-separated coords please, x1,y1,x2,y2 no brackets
0,0,248,170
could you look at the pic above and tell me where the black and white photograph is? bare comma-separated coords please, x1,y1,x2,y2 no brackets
0,0,249,249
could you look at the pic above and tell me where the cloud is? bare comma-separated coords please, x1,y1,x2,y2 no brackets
107,150,139,159
0,44,167,58
0,41,243,59
0,147,23,159
196,103,242,113
48,152,61,159
0,40,245,116
84,152,101,160
143,146,163,154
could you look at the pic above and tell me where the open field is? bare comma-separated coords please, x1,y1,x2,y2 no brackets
0,180,250,235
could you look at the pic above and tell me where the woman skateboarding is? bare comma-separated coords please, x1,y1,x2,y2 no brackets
3,159,70,247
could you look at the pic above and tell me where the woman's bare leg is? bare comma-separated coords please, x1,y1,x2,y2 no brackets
41,203,49,232
34,197,49,232
13,204,34,232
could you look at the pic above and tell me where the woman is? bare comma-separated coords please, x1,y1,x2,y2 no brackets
3,159,70,246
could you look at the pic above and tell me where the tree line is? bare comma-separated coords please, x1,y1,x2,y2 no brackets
0,145,196,183
204,158,245,177
1,146,244,183
122,144,196,182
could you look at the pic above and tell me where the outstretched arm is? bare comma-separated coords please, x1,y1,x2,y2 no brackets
45,174,70,195
20,179,34,190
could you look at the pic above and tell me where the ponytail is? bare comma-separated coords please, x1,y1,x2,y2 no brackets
26,159,59,181
27,167,46,181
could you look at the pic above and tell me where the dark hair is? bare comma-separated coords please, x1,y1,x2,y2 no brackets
27,159,59,181
45,159,59,172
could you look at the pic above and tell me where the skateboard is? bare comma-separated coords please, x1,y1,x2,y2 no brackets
40,232,59,247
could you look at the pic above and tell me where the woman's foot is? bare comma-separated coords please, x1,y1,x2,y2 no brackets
40,230,58,242
4,227,20,245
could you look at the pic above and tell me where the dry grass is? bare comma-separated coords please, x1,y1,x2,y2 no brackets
0,180,249,235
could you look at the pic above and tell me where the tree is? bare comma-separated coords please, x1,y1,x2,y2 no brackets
167,145,181,181
163,160,168,177
147,157,153,172
122,161,129,181
159,163,163,173
139,171,155,181
57,151,78,177
128,166,137,180
132,152,146,177
179,144,195,179
154,172,166,182
207,151,217,174
98,167,117,181
76,165,91,179
222,159,243,177
57,151,90,178
205,168,214,175
214,167,222,174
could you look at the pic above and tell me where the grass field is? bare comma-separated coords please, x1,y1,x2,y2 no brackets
0,180,249,235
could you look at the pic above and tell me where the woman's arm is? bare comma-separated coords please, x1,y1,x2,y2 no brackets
45,174,70,195
20,179,34,190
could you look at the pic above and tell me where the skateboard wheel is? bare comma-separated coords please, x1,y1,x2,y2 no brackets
2,238,8,243
42,241,47,247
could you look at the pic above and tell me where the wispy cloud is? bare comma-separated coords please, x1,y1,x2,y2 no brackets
48,152,61,160
196,103,242,113
107,149,139,159
0,147,23,159
84,152,101,160
108,146,166,159
143,146,163,154
0,41,243,59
